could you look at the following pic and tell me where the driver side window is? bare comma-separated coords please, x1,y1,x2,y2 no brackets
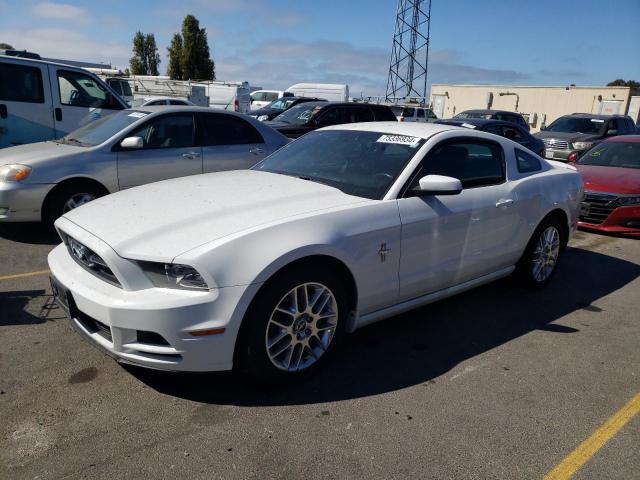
407,140,505,193
128,114,195,149
57,70,110,108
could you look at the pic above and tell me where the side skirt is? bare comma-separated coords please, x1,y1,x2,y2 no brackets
352,266,515,331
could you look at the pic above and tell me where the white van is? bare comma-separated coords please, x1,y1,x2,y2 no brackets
285,83,349,102
193,80,252,113
250,90,286,109
0,55,127,148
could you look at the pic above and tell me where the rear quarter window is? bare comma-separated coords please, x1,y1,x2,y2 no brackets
0,62,44,103
515,148,542,173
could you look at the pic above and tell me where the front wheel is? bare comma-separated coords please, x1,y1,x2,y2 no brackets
238,267,348,383
516,217,564,288
43,184,104,227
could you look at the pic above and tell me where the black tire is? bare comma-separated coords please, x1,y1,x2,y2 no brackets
43,183,105,227
516,215,565,288
237,266,348,384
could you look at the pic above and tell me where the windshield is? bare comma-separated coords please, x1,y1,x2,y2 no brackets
272,103,321,125
253,130,424,199
577,142,640,169
59,110,150,147
454,112,492,119
546,117,605,134
268,98,297,111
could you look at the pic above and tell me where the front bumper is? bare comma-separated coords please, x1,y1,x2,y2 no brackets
47,224,259,372
543,148,572,162
578,205,640,237
0,181,54,222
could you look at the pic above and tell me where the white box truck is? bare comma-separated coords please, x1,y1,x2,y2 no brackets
285,83,349,102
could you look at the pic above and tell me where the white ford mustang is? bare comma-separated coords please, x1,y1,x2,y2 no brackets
48,122,583,382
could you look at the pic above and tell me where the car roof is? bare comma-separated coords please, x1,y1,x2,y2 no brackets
296,101,389,109
460,109,518,115
604,135,640,143
127,106,241,115
321,121,460,139
436,118,518,128
563,113,627,119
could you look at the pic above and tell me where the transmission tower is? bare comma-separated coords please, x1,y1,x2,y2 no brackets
385,0,432,103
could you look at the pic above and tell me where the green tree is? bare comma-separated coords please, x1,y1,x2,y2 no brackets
176,14,215,80
607,79,640,88
0,42,14,49
167,33,183,80
129,31,161,75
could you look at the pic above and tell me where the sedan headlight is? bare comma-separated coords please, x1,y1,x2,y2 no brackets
257,115,269,121
618,196,640,206
572,141,594,150
140,262,209,290
0,164,32,182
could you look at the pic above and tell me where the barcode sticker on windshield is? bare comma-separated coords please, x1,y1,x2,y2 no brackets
591,119,604,123
461,123,477,129
128,112,147,118
377,134,421,146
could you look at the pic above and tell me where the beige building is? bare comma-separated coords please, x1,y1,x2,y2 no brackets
429,84,640,132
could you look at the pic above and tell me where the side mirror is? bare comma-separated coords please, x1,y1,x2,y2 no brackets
413,175,462,196
120,136,144,149
606,129,618,136
540,125,546,131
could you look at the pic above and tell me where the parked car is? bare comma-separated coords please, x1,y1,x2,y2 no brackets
285,83,349,102
249,97,326,122
0,55,128,148
47,122,582,383
250,90,290,109
140,97,195,106
0,106,288,224
573,136,640,237
390,105,438,123
435,118,545,157
535,113,636,162
265,102,397,138
454,109,530,131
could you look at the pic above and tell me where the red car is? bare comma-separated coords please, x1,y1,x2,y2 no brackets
573,136,640,237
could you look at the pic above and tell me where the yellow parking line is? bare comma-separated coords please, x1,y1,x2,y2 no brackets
0,269,50,282
544,392,640,480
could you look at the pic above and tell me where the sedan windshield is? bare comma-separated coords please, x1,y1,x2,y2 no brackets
58,110,150,147
546,117,605,134
253,130,424,199
578,142,640,169
455,112,493,119
272,103,321,125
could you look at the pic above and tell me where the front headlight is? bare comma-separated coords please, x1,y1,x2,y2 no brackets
572,141,594,150
0,164,32,182
618,196,640,206
257,115,269,121
140,262,209,290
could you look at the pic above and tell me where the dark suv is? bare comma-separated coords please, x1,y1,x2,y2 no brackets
265,102,397,138
454,109,530,131
534,113,637,162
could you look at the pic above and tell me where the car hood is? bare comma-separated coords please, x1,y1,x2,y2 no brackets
576,165,640,195
61,170,369,261
263,121,308,131
0,141,86,166
534,131,600,142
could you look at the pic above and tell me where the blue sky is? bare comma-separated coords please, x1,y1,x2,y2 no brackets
1,0,639,96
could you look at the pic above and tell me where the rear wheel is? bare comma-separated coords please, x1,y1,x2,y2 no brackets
516,216,564,288
43,184,105,227
238,267,347,383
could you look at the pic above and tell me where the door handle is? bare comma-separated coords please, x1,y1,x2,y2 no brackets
182,152,201,159
55,108,62,122
249,147,264,155
0,104,7,119
495,198,514,208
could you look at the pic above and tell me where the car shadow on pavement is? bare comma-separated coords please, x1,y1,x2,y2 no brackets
0,223,59,245
0,290,61,326
126,245,639,406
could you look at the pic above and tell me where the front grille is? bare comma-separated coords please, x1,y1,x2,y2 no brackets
542,138,570,150
63,234,121,287
580,192,619,225
75,310,113,342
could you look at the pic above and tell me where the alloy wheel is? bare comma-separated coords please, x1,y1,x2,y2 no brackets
531,226,560,282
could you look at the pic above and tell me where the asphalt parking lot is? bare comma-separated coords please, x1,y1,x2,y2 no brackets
0,224,638,480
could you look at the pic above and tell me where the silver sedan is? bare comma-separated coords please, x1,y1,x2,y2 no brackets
0,106,289,224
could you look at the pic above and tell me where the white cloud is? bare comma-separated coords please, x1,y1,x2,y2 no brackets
30,2,88,23
3,28,131,69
